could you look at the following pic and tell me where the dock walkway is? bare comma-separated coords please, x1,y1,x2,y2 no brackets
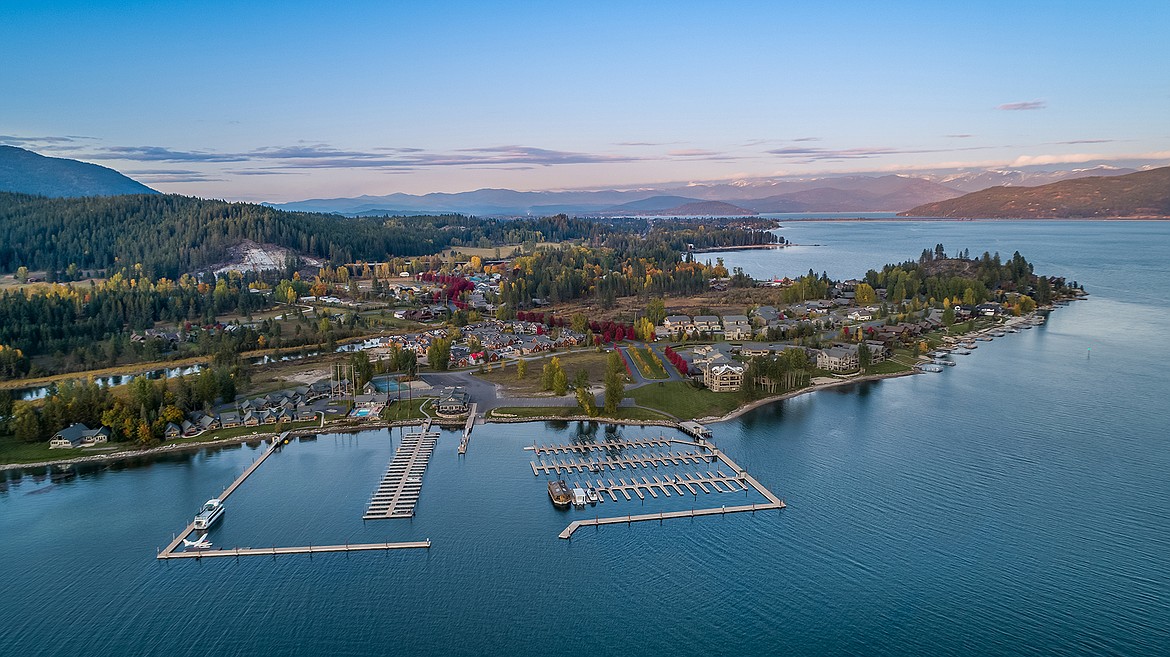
568,470,750,502
157,433,285,559
558,502,785,539
457,403,478,455
363,430,440,520
158,540,430,560
530,449,714,476
528,438,678,456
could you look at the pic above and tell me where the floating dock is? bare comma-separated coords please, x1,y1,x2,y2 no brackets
363,430,440,520
558,502,785,539
527,437,677,455
158,540,430,560
533,435,788,539
157,433,286,559
458,403,477,455
530,449,714,476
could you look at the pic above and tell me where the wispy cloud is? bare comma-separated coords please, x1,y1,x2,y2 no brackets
998,100,1047,111
1052,139,1114,145
765,144,994,163
123,169,222,183
88,145,249,162
74,142,644,172
667,149,726,158
791,137,821,142
945,134,973,138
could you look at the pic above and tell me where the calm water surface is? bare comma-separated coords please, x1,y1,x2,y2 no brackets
3,221,1168,656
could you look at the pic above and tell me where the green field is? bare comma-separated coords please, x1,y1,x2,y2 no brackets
627,381,745,420
488,405,672,421
629,347,668,380
474,350,617,395
380,398,432,421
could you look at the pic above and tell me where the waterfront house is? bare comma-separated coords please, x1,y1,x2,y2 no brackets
436,388,471,416
164,423,183,439
49,424,111,449
703,362,745,392
220,411,241,428
817,345,860,372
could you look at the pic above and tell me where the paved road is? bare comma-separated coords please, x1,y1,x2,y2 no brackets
419,371,577,412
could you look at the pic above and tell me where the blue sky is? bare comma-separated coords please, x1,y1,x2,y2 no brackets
2,1,1168,201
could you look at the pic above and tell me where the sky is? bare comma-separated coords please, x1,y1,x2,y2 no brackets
2,0,1169,202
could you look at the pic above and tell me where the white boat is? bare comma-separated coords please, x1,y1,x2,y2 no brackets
930,359,956,367
193,499,225,530
571,486,587,508
916,363,944,373
586,486,601,505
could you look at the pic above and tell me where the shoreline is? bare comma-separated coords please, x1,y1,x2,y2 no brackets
699,370,917,424
4,304,1071,472
3,373,916,472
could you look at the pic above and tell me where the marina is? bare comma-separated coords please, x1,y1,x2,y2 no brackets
528,435,787,539
363,429,440,520
527,437,678,455
530,449,715,476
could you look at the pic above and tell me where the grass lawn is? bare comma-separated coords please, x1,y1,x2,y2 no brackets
488,406,672,421
474,350,617,395
0,419,322,466
380,398,432,422
629,347,668,380
864,359,914,375
627,381,745,420
0,433,96,465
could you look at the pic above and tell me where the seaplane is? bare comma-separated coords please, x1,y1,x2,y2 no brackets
182,534,213,550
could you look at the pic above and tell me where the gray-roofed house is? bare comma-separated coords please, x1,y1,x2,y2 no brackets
49,423,111,449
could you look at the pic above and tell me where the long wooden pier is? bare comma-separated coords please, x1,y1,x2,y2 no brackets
363,430,440,520
558,502,785,539
158,540,431,560
457,403,477,455
157,434,285,559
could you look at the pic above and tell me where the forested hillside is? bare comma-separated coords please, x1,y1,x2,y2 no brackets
0,193,606,279
901,166,1170,218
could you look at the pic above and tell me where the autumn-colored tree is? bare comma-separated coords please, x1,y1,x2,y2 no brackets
854,282,877,305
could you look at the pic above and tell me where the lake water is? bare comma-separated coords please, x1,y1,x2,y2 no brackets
3,221,1168,656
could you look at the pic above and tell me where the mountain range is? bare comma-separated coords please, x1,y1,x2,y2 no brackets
902,166,1170,218
0,145,1155,217
0,145,158,197
273,175,968,216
